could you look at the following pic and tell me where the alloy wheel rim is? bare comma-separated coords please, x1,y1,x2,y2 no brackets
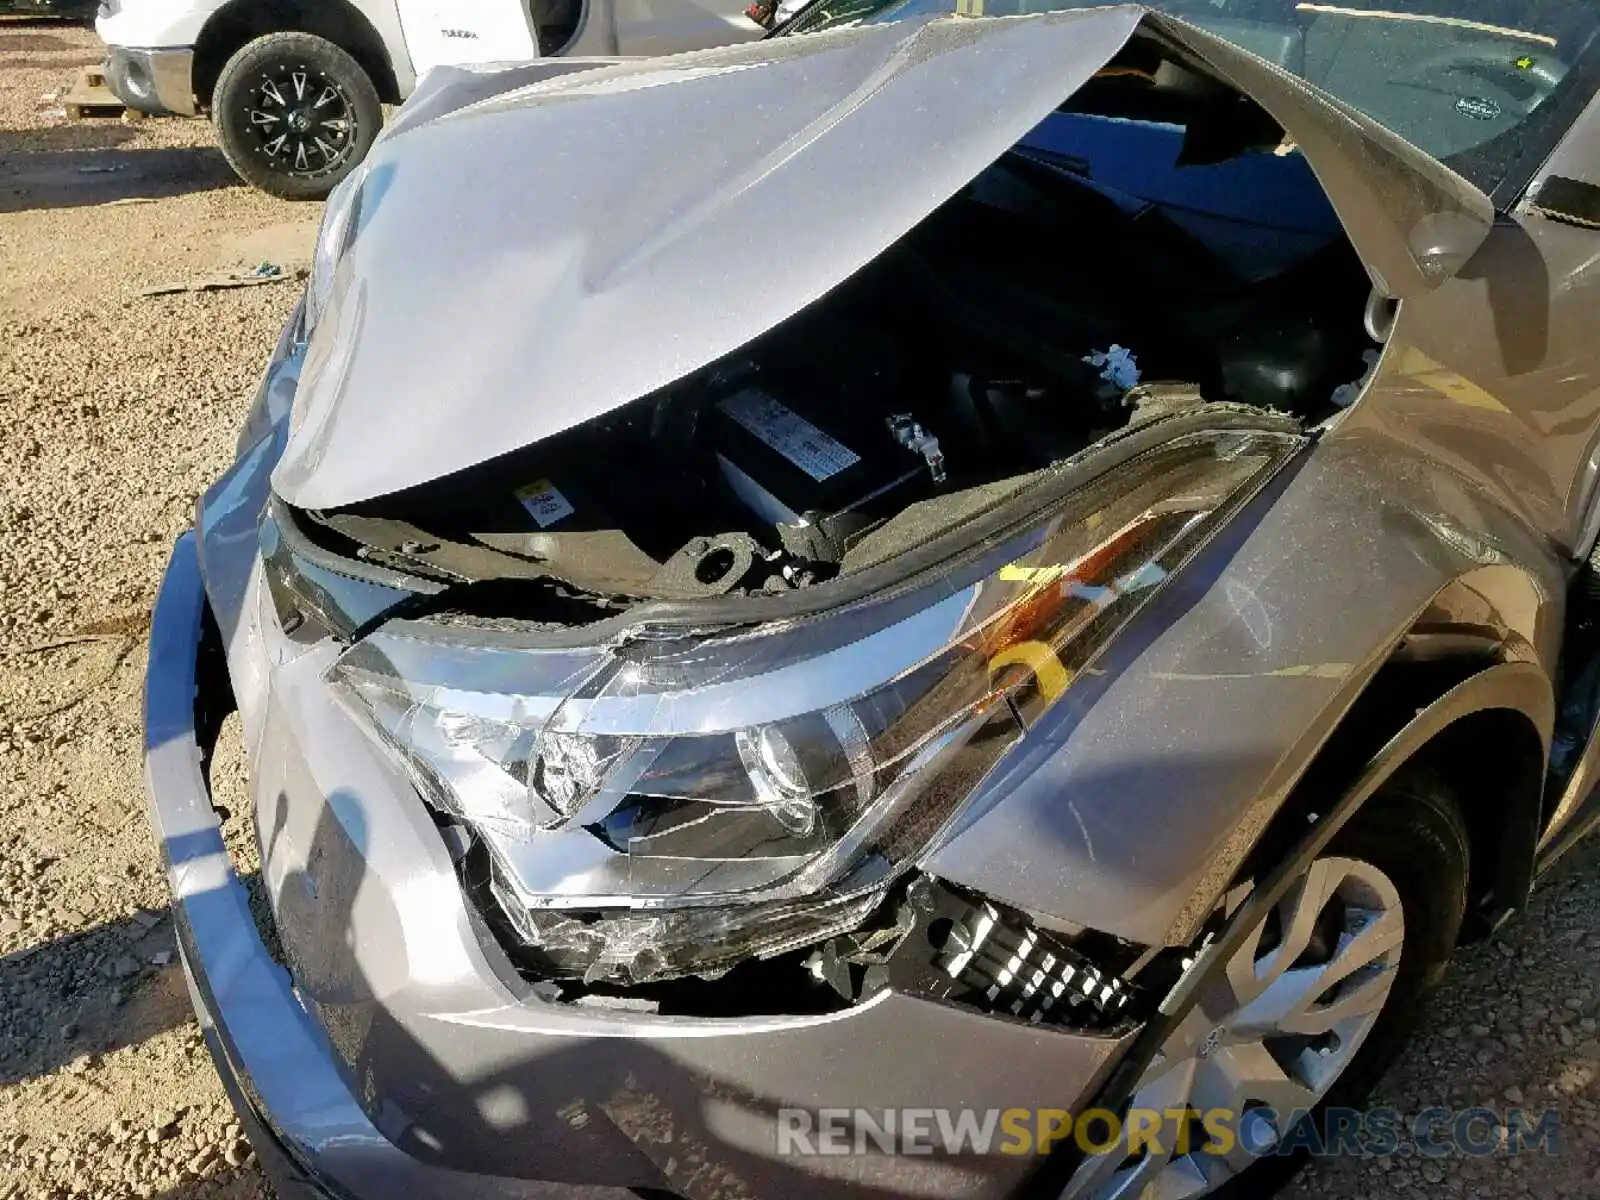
243,65,356,178
1064,855,1405,1200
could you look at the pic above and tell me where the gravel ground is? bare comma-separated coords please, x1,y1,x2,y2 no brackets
3,17,1600,1200
0,19,311,1199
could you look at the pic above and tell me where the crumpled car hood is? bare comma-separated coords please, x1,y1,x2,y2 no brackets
273,7,1493,510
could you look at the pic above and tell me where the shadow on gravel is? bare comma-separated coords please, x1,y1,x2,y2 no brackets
153,1166,272,1200
0,883,253,1086
0,138,237,214
0,123,138,153
5,52,97,69
0,31,73,50
0,903,186,1085
0,15,93,29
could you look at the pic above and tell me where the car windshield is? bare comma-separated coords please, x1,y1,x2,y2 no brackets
784,0,1600,193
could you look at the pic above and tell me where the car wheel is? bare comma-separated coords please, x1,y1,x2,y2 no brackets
212,32,381,201
1065,772,1469,1199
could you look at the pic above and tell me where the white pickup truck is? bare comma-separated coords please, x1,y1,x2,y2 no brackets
97,0,764,198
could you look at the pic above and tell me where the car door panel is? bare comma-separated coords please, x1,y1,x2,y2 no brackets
394,0,539,75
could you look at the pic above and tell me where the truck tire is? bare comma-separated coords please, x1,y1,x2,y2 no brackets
212,32,381,201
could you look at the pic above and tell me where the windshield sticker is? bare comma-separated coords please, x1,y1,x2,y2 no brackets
718,391,861,482
515,479,577,528
1455,96,1502,121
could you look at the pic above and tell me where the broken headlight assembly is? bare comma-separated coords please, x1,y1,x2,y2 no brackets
327,428,1302,987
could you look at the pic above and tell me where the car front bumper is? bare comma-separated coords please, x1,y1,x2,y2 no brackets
149,533,634,1199
103,45,196,117
146,524,1140,1199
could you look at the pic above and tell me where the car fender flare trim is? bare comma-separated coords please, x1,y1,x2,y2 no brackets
1162,658,1550,1023
1019,656,1552,1198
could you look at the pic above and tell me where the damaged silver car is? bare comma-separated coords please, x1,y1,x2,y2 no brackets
144,2,1600,1197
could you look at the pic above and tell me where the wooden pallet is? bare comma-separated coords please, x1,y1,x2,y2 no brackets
60,66,130,119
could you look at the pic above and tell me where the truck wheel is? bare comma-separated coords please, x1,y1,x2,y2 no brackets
212,32,381,201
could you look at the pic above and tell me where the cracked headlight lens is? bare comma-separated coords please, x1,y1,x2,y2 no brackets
327,428,1302,983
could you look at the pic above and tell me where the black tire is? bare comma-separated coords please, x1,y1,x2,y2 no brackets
1214,770,1471,1197
212,32,381,201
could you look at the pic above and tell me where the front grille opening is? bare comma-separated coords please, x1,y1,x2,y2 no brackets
875,880,1148,1034
447,815,1148,1031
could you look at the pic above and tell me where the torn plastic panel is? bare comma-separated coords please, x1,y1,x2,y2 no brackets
260,499,443,642
327,428,1303,985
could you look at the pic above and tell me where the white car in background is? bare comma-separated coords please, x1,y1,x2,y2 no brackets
96,0,764,198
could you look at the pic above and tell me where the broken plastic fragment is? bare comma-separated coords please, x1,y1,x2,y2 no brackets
1083,344,1140,393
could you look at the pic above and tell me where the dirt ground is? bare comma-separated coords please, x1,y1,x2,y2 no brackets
3,17,1600,1200
0,18,309,1199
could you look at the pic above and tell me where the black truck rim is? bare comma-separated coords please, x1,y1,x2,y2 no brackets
242,63,357,179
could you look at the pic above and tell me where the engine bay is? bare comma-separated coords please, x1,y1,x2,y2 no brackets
297,69,1379,610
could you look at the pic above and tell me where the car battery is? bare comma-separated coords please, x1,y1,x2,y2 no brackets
707,386,933,558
